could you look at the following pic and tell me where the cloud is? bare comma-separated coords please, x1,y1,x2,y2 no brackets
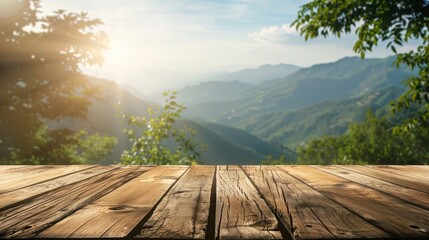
248,24,300,44
249,22,369,47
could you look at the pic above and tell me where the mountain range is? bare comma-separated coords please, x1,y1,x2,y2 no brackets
177,80,252,106
52,55,414,164
50,78,287,164
183,56,413,124
236,87,404,148
204,63,301,85
179,56,413,148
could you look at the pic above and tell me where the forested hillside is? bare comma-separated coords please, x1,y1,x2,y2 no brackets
177,56,425,162
50,78,286,164
236,87,404,147
184,56,415,124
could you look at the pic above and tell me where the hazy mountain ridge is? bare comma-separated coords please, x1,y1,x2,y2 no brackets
176,63,301,106
196,121,295,160
183,56,414,125
51,78,284,164
235,87,404,148
205,63,301,85
177,80,252,105
52,56,414,164
120,83,158,105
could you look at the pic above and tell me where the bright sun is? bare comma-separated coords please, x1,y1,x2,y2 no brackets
107,41,130,62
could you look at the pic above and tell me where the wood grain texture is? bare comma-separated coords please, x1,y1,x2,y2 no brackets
317,165,429,210
243,165,387,240
282,166,429,238
38,166,187,238
0,165,94,193
361,165,429,182
216,165,282,239
0,165,65,184
0,165,428,239
0,166,116,210
138,165,215,239
414,165,429,169
0,165,35,173
339,165,429,194
0,166,147,238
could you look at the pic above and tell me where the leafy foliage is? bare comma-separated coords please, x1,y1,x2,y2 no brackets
66,130,117,164
297,110,429,165
121,91,204,165
260,155,289,165
5,127,117,164
297,136,349,165
293,0,429,130
0,0,108,163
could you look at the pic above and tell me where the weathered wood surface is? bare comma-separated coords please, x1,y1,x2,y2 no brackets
0,166,114,210
0,165,92,193
242,165,388,239
340,165,429,193
0,166,146,238
38,166,185,238
138,165,214,239
282,166,429,238
317,165,429,210
0,165,428,239
366,165,429,181
216,165,282,239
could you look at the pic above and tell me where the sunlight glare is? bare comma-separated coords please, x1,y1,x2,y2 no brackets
106,40,130,63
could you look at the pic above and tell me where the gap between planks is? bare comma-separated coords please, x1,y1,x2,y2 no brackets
314,165,429,211
135,165,290,239
0,165,97,193
337,165,429,194
137,165,215,239
281,166,429,238
0,166,428,239
242,165,388,240
37,166,188,239
0,166,121,211
0,166,150,238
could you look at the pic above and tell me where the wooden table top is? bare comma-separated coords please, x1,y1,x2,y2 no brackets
0,165,428,239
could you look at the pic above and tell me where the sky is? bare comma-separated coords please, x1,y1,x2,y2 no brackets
41,0,398,95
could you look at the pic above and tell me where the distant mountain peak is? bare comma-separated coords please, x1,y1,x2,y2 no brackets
259,63,300,68
200,63,301,86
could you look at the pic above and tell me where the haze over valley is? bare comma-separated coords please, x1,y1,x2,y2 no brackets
52,55,415,164
3,0,427,165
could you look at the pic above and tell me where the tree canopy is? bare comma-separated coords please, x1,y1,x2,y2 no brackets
298,110,429,165
0,0,109,163
292,0,429,130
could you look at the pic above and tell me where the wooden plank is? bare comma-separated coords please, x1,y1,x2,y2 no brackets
138,165,215,239
317,165,429,210
0,165,33,173
0,165,94,193
242,165,388,239
281,166,429,237
364,165,429,182
0,165,64,183
0,166,148,238
339,165,429,194
413,165,429,169
0,166,118,210
215,165,282,239
38,165,188,238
